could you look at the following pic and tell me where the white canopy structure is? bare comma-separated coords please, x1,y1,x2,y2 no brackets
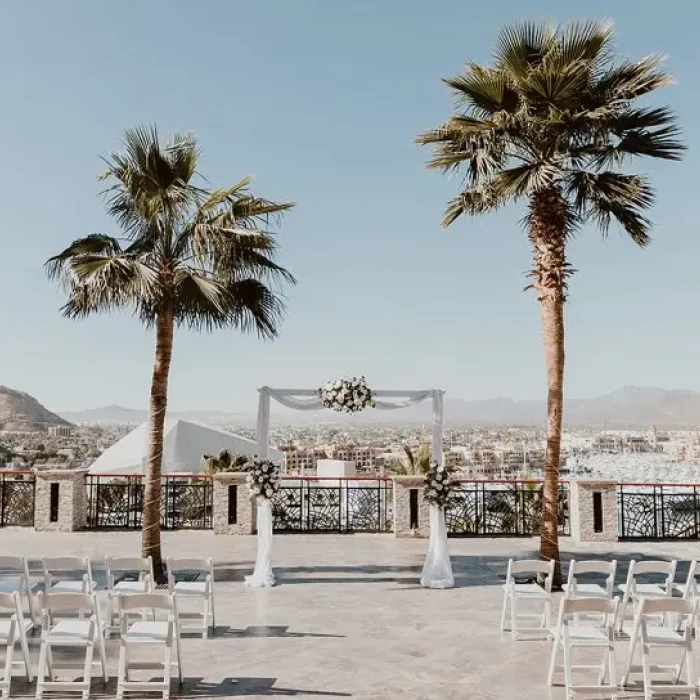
89,419,283,475
256,386,445,464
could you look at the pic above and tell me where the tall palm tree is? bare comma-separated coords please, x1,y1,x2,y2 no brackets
418,21,683,584
47,126,295,579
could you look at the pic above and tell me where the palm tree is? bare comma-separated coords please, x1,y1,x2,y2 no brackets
203,449,250,474
47,126,295,580
389,444,432,476
418,21,683,584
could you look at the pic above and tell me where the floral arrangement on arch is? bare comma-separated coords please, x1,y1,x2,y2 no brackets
424,462,455,509
318,376,375,413
246,460,281,501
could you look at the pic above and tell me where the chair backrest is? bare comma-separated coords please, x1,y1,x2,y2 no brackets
0,556,27,572
0,591,21,614
105,556,153,583
566,559,617,596
505,559,555,593
43,556,91,573
640,596,697,617
38,591,96,614
627,559,676,593
166,557,213,574
118,592,175,613
559,596,619,619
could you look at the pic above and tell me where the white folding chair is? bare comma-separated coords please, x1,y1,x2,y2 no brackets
105,557,154,631
500,558,554,640
547,597,619,700
0,592,33,699
620,597,698,699
166,557,215,638
42,557,96,595
116,593,182,700
564,560,617,599
36,592,107,700
617,560,676,634
0,557,37,627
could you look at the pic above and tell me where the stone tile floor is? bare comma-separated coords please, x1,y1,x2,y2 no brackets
2,530,700,699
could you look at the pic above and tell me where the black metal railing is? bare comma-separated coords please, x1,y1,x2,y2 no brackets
618,484,700,539
271,478,393,533
445,480,569,537
0,471,35,526
85,475,212,530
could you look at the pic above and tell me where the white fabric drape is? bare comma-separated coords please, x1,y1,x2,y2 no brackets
420,504,454,589
256,386,445,466
245,499,276,588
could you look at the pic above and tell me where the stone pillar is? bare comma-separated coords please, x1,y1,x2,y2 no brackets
34,469,88,532
212,473,256,534
569,479,618,542
392,476,429,538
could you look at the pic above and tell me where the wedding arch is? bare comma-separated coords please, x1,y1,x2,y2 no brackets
256,386,446,466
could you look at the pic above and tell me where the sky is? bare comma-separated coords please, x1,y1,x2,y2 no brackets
1,0,699,413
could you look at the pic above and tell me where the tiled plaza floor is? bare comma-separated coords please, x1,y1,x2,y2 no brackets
2,530,700,699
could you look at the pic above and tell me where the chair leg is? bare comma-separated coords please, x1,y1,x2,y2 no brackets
3,627,14,698
97,631,108,684
82,642,94,700
210,592,216,636
499,591,509,632
685,637,696,697
202,596,209,639
510,594,517,641
562,634,573,700
641,642,652,700
163,645,172,700
19,627,33,682
547,629,560,685
46,645,55,681
116,642,126,700
36,641,47,700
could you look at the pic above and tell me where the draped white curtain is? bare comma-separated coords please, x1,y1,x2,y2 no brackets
420,504,454,589
256,386,445,464
244,499,276,588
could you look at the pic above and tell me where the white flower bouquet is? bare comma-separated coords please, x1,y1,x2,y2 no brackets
423,462,455,509
318,376,375,413
246,460,281,501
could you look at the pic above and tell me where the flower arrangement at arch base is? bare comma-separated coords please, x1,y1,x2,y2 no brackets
246,460,281,501
423,462,456,509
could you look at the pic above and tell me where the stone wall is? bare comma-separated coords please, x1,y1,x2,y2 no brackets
569,479,618,542
212,472,256,535
392,476,430,537
34,469,88,532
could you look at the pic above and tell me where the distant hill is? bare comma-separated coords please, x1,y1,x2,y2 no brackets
59,387,700,428
0,386,73,433
59,404,252,425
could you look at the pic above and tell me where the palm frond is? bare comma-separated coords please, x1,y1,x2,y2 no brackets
45,234,123,280
494,21,557,78
444,65,520,117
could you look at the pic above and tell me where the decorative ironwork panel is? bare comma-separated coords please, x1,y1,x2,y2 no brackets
271,486,303,531
306,487,342,531
0,474,35,526
446,482,569,537
87,477,142,528
444,486,479,534
163,480,212,529
86,476,212,530
619,486,700,539
345,486,391,532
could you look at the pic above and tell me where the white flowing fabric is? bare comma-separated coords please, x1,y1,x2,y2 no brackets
245,499,276,588
420,504,454,589
257,386,445,464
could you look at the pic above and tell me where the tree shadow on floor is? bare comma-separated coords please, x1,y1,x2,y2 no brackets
212,625,344,639
180,677,352,697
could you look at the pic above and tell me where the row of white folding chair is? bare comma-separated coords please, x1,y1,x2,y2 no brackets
0,555,215,638
1,590,182,700
549,595,699,700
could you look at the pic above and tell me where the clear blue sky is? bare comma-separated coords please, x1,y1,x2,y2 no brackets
1,0,698,412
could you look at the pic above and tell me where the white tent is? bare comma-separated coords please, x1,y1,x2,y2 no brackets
88,419,283,475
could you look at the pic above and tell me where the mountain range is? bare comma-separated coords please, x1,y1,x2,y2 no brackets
0,386,72,432
57,386,700,428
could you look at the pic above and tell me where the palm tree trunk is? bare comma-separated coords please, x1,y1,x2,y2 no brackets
528,187,571,589
142,304,175,583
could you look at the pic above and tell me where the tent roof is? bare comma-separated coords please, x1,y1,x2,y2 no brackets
88,419,282,475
